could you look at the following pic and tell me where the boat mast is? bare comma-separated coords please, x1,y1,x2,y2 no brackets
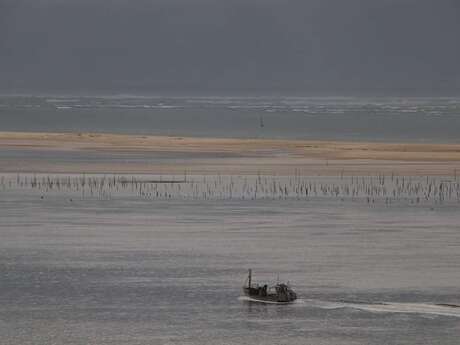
248,269,252,288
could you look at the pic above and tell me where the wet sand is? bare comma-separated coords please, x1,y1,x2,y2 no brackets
1,131,460,175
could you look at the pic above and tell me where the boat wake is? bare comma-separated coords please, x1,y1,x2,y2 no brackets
298,299,460,318
240,296,460,318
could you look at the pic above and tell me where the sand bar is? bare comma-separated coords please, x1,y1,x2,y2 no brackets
1,131,460,176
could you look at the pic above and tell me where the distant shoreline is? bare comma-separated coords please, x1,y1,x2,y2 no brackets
1,131,459,176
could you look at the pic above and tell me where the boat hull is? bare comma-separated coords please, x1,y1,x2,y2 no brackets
242,295,296,304
242,287,297,304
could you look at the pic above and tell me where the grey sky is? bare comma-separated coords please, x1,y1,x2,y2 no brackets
1,0,459,95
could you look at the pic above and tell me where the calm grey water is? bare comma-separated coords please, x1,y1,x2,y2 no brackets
1,186,459,344
1,95,460,142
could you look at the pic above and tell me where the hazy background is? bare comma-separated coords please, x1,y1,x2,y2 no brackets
1,0,460,96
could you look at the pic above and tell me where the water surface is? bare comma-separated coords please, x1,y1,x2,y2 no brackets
1,187,459,344
1,96,460,142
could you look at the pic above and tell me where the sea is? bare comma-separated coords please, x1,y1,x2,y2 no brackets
1,95,460,344
1,95,460,142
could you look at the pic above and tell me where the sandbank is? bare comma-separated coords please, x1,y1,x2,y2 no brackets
0,131,459,176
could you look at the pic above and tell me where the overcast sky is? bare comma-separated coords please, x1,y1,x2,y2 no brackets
1,0,459,95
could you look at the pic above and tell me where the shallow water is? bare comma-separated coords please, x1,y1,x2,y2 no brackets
1,186,459,344
3,173,459,205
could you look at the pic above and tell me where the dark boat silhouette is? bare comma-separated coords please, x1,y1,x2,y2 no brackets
242,269,297,304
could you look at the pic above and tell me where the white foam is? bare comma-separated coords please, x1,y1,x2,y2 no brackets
300,299,460,318
345,302,460,318
242,297,460,318
238,296,295,305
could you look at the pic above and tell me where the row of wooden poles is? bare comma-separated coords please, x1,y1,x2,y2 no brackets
1,173,459,204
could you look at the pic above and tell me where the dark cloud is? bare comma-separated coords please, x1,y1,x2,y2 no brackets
1,0,459,95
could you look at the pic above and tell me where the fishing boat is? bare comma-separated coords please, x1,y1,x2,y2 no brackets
242,269,297,304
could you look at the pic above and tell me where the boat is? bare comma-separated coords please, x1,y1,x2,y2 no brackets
242,269,297,304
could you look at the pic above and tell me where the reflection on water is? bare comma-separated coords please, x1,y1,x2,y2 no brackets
1,185,459,344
